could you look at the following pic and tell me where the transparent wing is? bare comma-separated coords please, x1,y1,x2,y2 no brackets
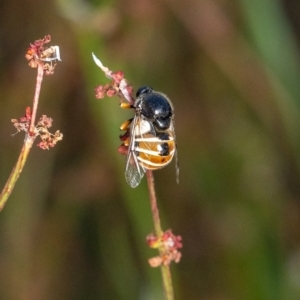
125,116,146,188
125,150,145,188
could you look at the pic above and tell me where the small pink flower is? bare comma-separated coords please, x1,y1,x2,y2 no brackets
161,229,183,250
106,88,117,97
37,141,49,150
111,71,124,84
39,115,53,128
93,54,135,104
25,35,51,65
146,229,183,267
12,108,63,150
148,256,163,268
25,35,60,74
117,145,129,156
95,85,106,99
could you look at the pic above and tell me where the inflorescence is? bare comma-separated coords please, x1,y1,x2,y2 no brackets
93,54,182,266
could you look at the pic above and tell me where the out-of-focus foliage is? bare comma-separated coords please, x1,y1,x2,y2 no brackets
1,0,300,299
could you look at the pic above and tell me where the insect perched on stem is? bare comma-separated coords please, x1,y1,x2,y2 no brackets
92,54,179,188
120,86,179,188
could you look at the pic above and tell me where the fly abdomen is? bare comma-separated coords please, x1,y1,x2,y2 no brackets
157,142,170,156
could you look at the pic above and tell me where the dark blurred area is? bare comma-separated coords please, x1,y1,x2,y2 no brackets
1,0,300,299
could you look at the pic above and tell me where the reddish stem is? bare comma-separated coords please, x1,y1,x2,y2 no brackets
145,170,175,300
29,63,44,134
146,170,163,236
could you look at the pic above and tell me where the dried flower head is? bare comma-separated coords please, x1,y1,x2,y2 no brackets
25,35,61,74
36,115,63,150
92,53,134,104
93,53,135,158
12,108,63,150
11,107,32,133
146,229,183,267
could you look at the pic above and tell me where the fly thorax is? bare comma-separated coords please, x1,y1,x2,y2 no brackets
133,119,152,136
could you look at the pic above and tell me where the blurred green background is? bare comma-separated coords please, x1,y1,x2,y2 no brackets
1,0,300,299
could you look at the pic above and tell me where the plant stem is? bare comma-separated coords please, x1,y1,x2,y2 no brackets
29,64,44,134
0,137,34,210
0,64,44,211
145,170,175,300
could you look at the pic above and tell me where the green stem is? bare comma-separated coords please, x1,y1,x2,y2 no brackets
0,136,35,210
145,170,175,300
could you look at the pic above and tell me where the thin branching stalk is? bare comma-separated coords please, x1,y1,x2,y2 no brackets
0,36,62,211
0,65,44,210
29,64,44,134
92,54,181,299
146,170,175,300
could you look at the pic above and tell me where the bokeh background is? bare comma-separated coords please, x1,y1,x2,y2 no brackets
1,0,300,299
